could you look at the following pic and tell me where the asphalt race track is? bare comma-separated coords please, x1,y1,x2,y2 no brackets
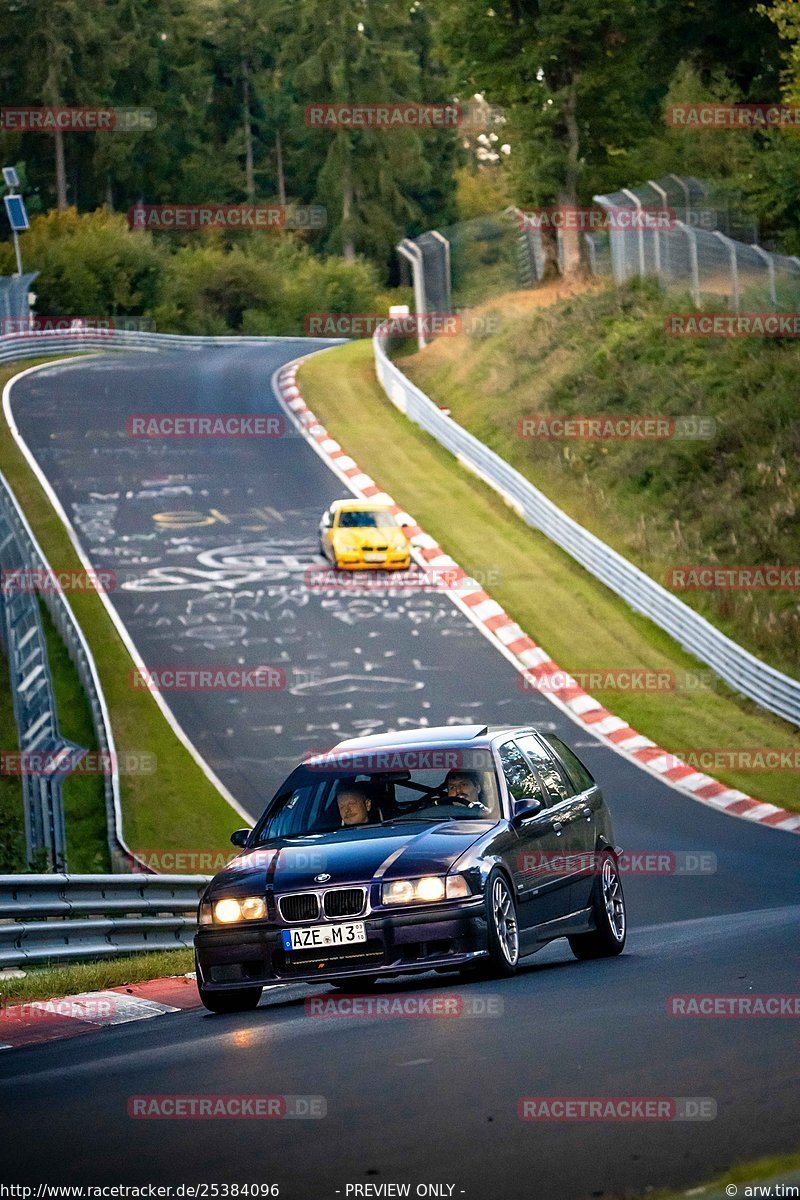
2,344,798,1199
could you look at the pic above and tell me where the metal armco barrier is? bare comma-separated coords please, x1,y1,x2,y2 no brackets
0,328,308,366
373,330,800,727
0,465,126,871
0,873,209,966
0,487,85,870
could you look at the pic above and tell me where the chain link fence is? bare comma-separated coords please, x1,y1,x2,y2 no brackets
589,175,800,310
403,176,800,318
401,211,535,324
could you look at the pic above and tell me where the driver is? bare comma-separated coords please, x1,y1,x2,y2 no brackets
337,784,373,827
441,769,488,811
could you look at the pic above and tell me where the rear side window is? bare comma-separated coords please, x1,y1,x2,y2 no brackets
498,740,545,806
544,735,595,793
516,733,571,803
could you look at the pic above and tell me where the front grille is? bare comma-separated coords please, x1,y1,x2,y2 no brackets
323,887,366,918
278,892,320,923
363,545,388,552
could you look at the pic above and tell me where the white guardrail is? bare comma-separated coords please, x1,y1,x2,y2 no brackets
373,329,800,728
0,874,210,966
0,328,300,365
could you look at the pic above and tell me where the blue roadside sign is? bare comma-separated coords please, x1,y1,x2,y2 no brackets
4,193,29,232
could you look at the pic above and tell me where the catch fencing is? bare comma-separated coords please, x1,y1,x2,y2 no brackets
372,327,800,728
402,176,800,319
591,175,800,309
0,873,208,966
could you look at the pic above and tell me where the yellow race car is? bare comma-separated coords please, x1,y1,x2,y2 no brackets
319,500,412,570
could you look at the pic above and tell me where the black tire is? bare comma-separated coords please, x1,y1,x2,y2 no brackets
198,984,263,1014
568,851,626,960
483,868,520,977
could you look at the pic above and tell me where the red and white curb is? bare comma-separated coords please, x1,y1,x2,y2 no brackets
274,359,800,837
0,974,202,1050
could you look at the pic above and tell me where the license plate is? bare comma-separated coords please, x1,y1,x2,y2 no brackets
281,922,366,951
363,552,386,563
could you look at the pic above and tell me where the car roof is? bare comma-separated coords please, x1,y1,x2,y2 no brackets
319,725,543,759
329,499,393,512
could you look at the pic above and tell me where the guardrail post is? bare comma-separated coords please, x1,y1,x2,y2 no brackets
396,238,428,350
622,188,646,278
711,231,741,314
428,230,452,311
750,244,777,308
647,179,669,282
676,221,702,308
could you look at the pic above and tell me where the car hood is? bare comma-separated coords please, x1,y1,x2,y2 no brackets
209,821,489,895
332,528,408,550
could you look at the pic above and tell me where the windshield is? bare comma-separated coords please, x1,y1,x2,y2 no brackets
336,510,398,529
251,749,501,843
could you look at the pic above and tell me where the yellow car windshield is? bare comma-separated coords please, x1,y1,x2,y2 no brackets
337,511,398,529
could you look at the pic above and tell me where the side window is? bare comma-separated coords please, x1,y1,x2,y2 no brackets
544,735,595,793
516,733,571,804
498,740,545,806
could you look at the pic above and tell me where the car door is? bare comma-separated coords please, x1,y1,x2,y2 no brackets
497,738,572,928
515,733,594,916
541,734,603,911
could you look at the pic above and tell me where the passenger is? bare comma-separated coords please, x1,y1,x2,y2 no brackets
337,785,373,827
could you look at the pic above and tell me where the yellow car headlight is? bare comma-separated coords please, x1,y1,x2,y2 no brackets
213,896,267,924
382,875,464,905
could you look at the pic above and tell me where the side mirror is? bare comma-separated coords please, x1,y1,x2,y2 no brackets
230,828,251,848
510,798,543,826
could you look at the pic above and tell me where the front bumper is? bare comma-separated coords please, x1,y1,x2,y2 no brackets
195,898,487,992
334,554,411,571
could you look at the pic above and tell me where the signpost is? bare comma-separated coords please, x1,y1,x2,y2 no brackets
2,166,29,275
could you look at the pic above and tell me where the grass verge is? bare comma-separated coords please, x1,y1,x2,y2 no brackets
298,339,799,811
404,280,800,678
0,948,195,1005
634,1152,800,1200
0,358,243,860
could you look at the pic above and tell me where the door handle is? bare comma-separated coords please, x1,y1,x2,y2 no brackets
552,820,564,836
579,805,592,821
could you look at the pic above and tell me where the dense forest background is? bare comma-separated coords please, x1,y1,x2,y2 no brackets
2,0,800,328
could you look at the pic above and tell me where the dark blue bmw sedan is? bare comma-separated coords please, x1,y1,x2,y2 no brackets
194,724,626,1012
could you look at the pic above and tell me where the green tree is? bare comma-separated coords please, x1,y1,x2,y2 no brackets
438,0,653,271
282,0,431,263
0,0,110,209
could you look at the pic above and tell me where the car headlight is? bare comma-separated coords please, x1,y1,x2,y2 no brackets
381,875,470,905
212,896,267,924
198,898,213,925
